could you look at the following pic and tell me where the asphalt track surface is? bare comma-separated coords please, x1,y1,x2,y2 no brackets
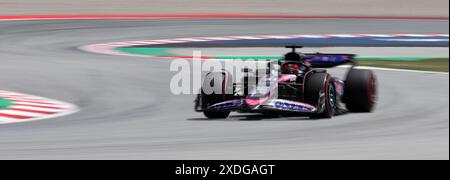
0,19,448,159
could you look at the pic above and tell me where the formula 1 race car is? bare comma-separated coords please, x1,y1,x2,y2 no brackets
194,46,377,119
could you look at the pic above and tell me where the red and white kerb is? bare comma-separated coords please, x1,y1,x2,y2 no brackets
0,90,78,124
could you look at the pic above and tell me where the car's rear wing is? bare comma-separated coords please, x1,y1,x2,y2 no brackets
305,53,357,68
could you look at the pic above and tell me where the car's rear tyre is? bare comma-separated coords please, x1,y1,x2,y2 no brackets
201,72,231,119
344,69,377,112
304,73,336,119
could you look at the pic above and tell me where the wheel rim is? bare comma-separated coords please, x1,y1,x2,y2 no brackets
329,84,336,109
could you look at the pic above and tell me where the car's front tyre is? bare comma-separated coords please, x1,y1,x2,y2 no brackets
201,72,231,119
304,73,336,119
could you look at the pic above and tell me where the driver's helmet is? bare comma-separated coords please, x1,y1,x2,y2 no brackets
281,63,307,76
284,52,306,62
281,63,299,75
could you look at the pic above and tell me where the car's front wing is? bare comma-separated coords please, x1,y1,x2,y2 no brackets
204,99,317,114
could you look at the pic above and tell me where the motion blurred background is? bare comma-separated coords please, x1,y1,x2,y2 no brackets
0,0,448,17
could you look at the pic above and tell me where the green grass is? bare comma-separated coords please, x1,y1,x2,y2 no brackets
115,47,448,72
116,47,176,56
358,58,449,72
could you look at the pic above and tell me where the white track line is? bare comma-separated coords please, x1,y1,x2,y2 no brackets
339,65,449,75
